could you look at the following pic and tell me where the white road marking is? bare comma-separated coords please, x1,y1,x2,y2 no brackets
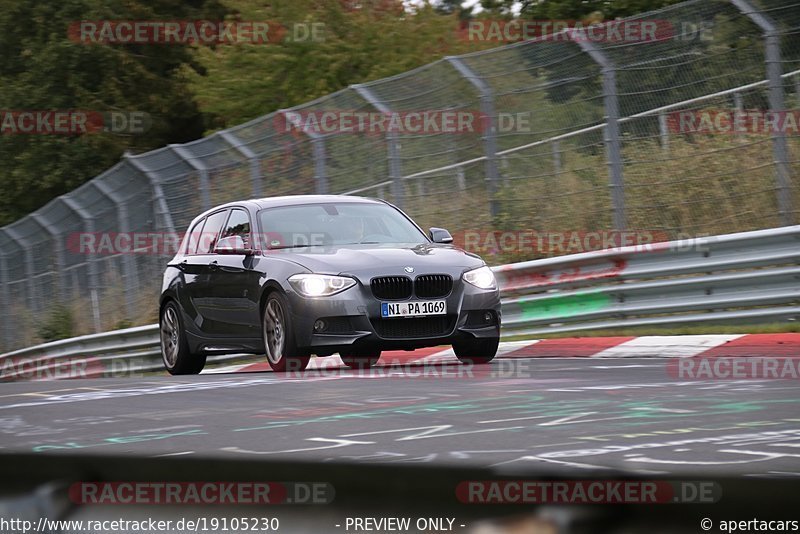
590,335,745,358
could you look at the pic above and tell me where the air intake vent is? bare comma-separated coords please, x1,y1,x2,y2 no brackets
371,316,455,339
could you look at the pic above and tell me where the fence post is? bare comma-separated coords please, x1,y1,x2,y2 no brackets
446,56,501,218
733,92,744,140
795,73,800,108
170,145,211,211
218,130,263,198
61,195,102,333
658,112,670,151
552,140,562,175
731,0,794,225
0,253,11,349
91,181,137,319
573,38,627,230
2,228,36,312
29,213,66,302
124,156,176,235
280,110,329,195
352,84,404,209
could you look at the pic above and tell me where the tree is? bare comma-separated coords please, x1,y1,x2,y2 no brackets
182,0,481,130
0,0,225,225
510,0,686,20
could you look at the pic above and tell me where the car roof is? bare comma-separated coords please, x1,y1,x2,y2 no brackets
186,195,392,230
250,194,383,210
203,195,384,214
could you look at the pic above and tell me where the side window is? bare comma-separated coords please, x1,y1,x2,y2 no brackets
218,209,251,248
184,218,205,255
196,210,228,254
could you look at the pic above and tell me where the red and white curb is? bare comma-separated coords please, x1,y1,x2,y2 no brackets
201,333,800,374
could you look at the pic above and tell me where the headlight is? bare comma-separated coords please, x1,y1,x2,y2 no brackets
288,274,356,297
462,265,497,290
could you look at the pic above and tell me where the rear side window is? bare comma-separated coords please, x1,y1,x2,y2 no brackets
184,218,205,255
196,210,228,254
219,209,251,248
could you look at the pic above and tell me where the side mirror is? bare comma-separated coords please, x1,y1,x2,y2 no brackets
429,227,453,244
215,235,254,255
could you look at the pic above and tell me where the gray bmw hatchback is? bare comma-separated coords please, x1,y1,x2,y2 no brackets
159,195,501,374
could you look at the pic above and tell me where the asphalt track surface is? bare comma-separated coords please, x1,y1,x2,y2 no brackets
2,352,800,476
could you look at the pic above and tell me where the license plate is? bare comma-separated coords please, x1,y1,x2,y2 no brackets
381,300,446,318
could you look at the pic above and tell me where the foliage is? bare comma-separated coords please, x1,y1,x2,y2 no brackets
182,0,484,130
0,0,226,225
37,302,74,342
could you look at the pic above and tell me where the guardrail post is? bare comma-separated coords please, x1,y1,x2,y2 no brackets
92,181,137,319
732,0,794,225
170,145,211,211
279,110,329,195
29,212,66,302
61,195,102,333
218,130,263,198
446,56,501,218
572,37,627,230
124,156,176,235
352,84,404,209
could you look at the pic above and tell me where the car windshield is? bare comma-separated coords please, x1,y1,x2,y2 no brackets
257,202,429,248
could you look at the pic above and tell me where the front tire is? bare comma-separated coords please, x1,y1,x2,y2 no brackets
160,301,206,375
263,292,310,372
453,337,499,364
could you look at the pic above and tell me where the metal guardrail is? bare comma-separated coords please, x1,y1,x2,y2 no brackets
496,225,800,337
1,225,798,380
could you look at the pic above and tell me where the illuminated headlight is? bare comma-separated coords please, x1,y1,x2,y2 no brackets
289,274,356,297
462,265,496,290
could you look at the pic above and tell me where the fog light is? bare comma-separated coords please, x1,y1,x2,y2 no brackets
484,312,493,323
314,319,326,333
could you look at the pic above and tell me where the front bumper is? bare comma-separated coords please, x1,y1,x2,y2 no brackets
286,277,501,354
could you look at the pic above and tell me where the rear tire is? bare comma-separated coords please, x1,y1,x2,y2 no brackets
340,351,381,369
160,301,206,375
452,337,499,364
263,292,310,372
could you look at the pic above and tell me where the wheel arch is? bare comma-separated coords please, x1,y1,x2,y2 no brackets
258,279,290,321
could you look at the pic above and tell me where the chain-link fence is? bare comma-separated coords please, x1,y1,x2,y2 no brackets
1,0,799,351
